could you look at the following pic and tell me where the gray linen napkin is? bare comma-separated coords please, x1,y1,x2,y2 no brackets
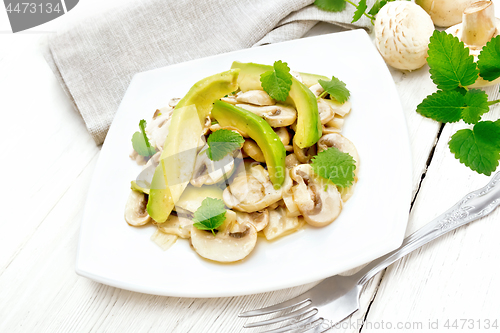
45,0,374,145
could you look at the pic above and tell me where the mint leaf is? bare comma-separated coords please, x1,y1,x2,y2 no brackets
131,120,156,157
192,198,227,235
462,89,489,124
311,147,356,188
427,31,479,90
206,129,244,161
449,121,500,176
260,60,293,102
352,0,367,23
416,90,464,123
314,0,346,12
368,0,387,15
318,76,350,103
478,35,500,82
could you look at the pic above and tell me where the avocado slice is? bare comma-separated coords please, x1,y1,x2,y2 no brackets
147,104,202,223
230,61,328,90
230,61,322,149
131,180,149,195
211,100,286,187
176,69,240,123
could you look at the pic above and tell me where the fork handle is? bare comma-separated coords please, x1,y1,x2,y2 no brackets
354,171,500,286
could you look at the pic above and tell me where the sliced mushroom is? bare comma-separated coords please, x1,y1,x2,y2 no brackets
274,127,290,146
236,90,275,106
235,210,269,232
318,99,335,125
236,104,297,127
129,149,147,166
220,95,238,104
154,213,193,238
322,126,342,135
282,168,301,217
209,123,249,138
223,164,283,212
290,164,342,227
339,182,356,202
191,210,257,262
124,190,151,226
324,100,351,117
317,133,360,176
290,71,303,83
285,153,300,168
309,83,324,97
242,139,265,163
326,116,345,130
191,144,236,187
146,106,174,151
293,140,317,164
263,206,305,240
151,229,178,251
168,97,181,108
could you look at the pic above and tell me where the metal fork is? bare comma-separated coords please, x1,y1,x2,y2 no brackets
239,171,500,333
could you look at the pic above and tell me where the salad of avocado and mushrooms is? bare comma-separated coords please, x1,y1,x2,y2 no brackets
125,61,359,263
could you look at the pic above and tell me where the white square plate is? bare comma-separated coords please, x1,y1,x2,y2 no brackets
77,29,412,297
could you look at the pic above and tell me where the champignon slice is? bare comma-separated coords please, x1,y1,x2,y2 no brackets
309,83,324,97
236,104,297,127
263,206,305,240
318,99,335,125
242,139,265,163
151,229,178,251
146,106,174,151
322,126,342,135
223,164,282,212
317,133,360,176
290,71,303,83
325,100,351,117
191,210,257,262
285,153,300,168
282,168,301,217
326,116,345,130
168,97,181,108
154,214,192,238
235,210,269,232
290,164,343,227
220,95,238,104
191,144,236,187
124,190,151,226
293,140,317,164
274,127,290,146
236,90,275,106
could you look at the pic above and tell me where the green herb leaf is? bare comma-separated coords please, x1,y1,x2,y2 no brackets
478,35,500,82
260,60,293,102
368,0,387,15
449,121,500,176
206,129,244,161
462,89,489,124
311,147,356,188
192,198,227,234
314,0,346,12
416,90,465,123
318,76,350,103
131,120,156,157
352,0,367,23
427,30,479,90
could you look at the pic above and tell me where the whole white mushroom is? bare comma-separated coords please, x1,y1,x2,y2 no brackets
415,0,481,28
374,2,435,71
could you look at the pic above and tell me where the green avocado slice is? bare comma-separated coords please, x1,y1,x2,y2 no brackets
147,69,240,223
176,68,240,123
230,61,322,149
211,100,286,187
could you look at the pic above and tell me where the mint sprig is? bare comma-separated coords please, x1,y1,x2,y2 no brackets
206,129,244,161
192,198,227,235
311,147,356,188
260,60,293,102
416,31,500,176
131,120,156,157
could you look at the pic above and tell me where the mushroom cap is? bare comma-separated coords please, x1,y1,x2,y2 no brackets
293,140,317,164
236,90,275,106
190,144,236,187
263,206,305,240
235,210,269,232
191,210,258,262
223,164,283,212
155,214,193,238
236,104,297,128
317,99,335,125
290,164,343,227
375,2,434,71
124,190,151,226
416,0,479,27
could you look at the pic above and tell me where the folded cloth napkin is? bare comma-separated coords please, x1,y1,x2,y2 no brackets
44,0,374,145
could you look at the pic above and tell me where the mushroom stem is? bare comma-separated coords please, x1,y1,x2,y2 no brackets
461,1,497,48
